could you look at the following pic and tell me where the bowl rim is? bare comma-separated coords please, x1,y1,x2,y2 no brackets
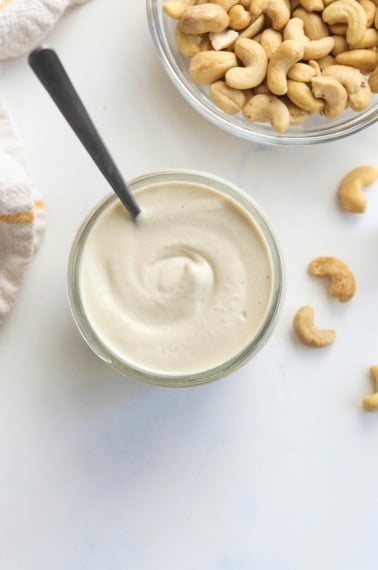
146,0,378,146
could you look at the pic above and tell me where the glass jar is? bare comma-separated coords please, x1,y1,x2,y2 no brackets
67,170,284,387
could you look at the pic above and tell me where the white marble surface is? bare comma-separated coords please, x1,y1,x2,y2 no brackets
1,1,378,568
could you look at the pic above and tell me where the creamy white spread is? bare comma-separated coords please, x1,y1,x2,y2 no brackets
80,181,272,375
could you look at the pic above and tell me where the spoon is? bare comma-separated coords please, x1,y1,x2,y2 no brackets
28,47,141,220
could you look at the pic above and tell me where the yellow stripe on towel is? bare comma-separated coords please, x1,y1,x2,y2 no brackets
34,200,45,210
0,201,44,224
0,0,12,9
0,211,34,224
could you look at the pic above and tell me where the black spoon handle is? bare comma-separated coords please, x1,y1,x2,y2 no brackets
28,47,141,220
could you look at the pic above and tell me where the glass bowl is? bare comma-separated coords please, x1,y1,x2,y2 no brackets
146,0,378,145
68,170,284,387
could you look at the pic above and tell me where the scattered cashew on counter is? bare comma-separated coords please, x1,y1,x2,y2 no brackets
338,165,378,212
293,305,336,347
309,256,356,302
293,256,355,347
162,0,378,132
336,167,378,413
292,167,378,405
362,365,378,412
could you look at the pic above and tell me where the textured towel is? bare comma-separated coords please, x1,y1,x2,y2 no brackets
0,0,89,320
0,101,46,321
0,0,88,59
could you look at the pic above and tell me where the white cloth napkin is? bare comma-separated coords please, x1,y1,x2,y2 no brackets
0,101,45,321
0,0,88,321
0,0,88,59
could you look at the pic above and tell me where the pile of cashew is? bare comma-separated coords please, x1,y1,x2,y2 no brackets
292,171,378,408
293,256,356,347
334,167,378,412
163,0,378,132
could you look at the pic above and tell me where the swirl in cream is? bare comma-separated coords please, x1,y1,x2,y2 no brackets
80,181,272,374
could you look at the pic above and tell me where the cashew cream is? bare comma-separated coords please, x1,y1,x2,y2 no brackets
80,181,273,375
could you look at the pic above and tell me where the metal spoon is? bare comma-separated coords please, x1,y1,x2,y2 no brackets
28,47,141,220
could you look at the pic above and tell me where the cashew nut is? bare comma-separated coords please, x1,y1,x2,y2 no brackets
250,0,292,31
298,0,324,11
267,39,304,95
189,50,238,83
328,23,348,36
209,79,247,112
308,59,322,75
359,0,376,27
176,25,200,57
284,18,335,60
309,256,356,302
322,0,367,47
362,365,378,412
228,4,252,30
260,28,283,58
210,0,239,10
284,97,312,123
292,8,329,40
243,93,291,131
311,75,348,118
368,65,378,92
287,78,325,111
239,14,266,37
225,38,268,88
331,35,349,56
352,29,378,49
348,76,371,111
284,17,335,59
209,28,239,49
287,62,316,81
316,54,336,69
303,37,335,59
322,64,370,111
283,17,307,45
293,306,336,348
335,49,378,73
338,165,378,213
163,0,196,20
179,3,230,34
